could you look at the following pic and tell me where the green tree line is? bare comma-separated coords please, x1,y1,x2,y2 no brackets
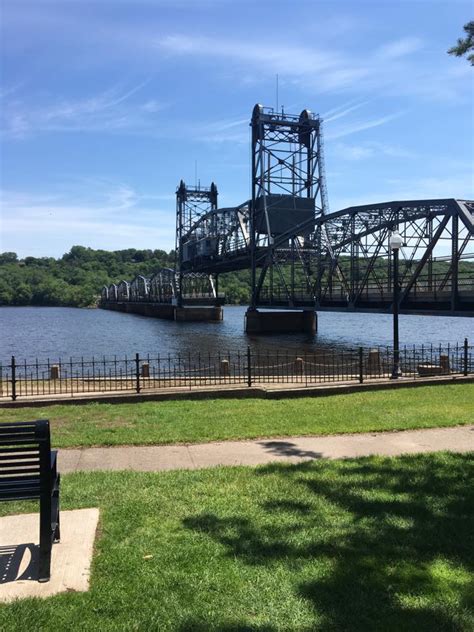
0,246,252,307
1,246,471,308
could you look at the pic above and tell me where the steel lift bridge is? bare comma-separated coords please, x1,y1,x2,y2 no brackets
176,103,474,333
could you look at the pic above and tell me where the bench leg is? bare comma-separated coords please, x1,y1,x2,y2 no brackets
53,477,60,542
38,548,52,583
39,491,52,582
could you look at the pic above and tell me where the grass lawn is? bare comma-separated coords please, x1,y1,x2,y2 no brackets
0,383,473,448
0,452,473,631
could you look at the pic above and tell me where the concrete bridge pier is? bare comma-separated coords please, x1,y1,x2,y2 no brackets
174,306,223,322
245,309,317,335
100,302,223,322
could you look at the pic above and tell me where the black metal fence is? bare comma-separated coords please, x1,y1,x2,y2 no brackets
0,340,471,401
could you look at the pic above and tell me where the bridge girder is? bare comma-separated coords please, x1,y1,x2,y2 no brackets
174,105,473,314
178,197,474,314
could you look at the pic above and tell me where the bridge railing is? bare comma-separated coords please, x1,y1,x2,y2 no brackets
257,270,474,305
0,340,471,401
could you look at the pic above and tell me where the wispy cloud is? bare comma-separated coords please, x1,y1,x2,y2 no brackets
188,116,250,144
0,82,25,100
0,183,176,257
1,81,165,139
153,31,462,102
375,37,424,60
154,29,470,105
331,140,415,161
323,101,371,123
326,112,406,140
155,34,356,91
331,173,474,212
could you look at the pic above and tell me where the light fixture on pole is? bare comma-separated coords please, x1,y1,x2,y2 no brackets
389,231,403,379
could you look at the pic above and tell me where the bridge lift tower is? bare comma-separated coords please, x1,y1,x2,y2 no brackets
246,104,330,333
175,179,220,310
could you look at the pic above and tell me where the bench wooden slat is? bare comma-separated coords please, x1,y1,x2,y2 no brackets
0,488,40,496
0,429,38,436
0,481,40,488
0,482,40,493
0,456,39,465
0,420,38,426
0,485,40,495
0,473,40,482
0,490,41,501
0,466,40,476
0,459,39,468
0,437,42,446
0,487,40,500
0,423,37,430
0,446,39,454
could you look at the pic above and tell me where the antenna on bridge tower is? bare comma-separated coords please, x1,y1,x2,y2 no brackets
276,74,279,112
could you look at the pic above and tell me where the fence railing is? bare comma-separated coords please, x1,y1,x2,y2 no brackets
0,340,471,401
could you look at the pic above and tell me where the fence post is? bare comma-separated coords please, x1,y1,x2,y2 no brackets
247,346,252,387
464,338,469,376
359,347,364,384
11,355,17,401
135,352,141,393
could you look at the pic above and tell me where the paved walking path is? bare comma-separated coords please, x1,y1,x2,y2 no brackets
58,424,474,473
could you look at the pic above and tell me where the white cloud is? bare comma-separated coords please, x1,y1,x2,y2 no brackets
152,31,463,102
156,34,354,87
331,141,415,161
140,100,164,113
331,174,474,212
326,112,406,140
1,82,164,138
0,184,176,257
323,101,371,123
376,37,424,60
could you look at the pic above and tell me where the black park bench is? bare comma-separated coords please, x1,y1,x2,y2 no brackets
0,420,60,582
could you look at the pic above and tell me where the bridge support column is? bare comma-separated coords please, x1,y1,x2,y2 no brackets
245,309,317,335
174,306,223,322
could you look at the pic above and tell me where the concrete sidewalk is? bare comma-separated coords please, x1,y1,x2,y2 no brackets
58,424,474,473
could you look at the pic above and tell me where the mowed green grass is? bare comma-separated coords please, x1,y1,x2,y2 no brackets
1,452,473,631
0,383,473,448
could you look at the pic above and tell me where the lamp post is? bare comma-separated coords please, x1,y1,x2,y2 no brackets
390,231,403,379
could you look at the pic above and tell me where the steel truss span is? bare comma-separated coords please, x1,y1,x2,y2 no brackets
101,103,474,316
101,269,220,307
178,194,474,314
176,103,474,315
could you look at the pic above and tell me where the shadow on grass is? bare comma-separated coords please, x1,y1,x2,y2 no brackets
183,453,474,631
178,623,277,632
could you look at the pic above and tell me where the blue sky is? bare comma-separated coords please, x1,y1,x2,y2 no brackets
1,0,473,258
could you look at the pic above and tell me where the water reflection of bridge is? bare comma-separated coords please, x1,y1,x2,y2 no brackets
101,103,474,331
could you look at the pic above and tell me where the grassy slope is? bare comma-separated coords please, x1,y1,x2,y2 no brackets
0,383,473,448
1,453,473,631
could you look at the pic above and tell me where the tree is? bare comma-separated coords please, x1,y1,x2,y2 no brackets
448,21,474,65
14,282,33,305
0,278,14,304
0,252,18,265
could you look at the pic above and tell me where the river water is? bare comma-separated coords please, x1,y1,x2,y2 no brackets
0,306,472,363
